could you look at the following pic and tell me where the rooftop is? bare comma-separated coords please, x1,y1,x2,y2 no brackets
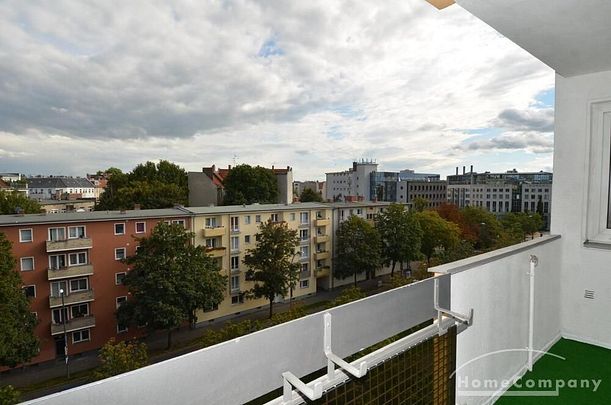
0,208,189,226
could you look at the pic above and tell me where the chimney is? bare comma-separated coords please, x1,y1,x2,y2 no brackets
463,166,466,175
228,165,232,170
134,204,141,210
272,165,275,170
455,167,459,175
470,165,473,173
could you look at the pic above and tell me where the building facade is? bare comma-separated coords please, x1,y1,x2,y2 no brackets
293,180,326,201
28,177,96,201
0,208,192,366
326,160,378,202
396,179,448,208
189,165,294,206
447,167,553,228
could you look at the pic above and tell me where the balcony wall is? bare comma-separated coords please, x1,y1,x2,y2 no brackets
315,218,330,227
46,237,92,252
314,234,328,243
50,316,96,335
47,264,94,281
205,247,226,258
202,226,225,237
430,235,562,404
49,290,95,308
314,250,330,260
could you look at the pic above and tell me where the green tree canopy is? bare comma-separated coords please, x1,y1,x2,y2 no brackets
222,165,279,205
117,223,226,348
335,215,383,286
0,233,39,368
94,338,148,379
244,220,300,318
299,188,324,202
97,160,188,210
0,191,41,215
412,197,429,212
501,212,544,241
414,210,460,264
461,206,504,250
375,204,422,276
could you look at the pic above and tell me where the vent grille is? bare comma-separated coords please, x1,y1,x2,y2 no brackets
584,290,595,299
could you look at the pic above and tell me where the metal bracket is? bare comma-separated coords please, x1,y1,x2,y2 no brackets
324,313,367,379
282,372,323,403
434,278,473,335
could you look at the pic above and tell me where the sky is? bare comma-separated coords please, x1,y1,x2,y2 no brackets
0,0,554,181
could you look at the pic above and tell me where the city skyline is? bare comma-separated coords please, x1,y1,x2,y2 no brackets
0,0,554,181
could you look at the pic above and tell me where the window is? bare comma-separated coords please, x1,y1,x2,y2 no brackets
270,213,279,222
70,278,88,292
231,256,240,271
72,329,90,343
231,295,244,305
49,254,67,270
301,263,308,273
114,223,125,235
71,303,89,318
300,212,309,224
205,238,217,248
300,246,309,259
230,275,240,292
68,226,85,239
230,216,239,231
52,308,67,324
204,302,219,312
172,219,185,227
115,272,126,285
19,229,33,243
23,285,36,298
205,217,217,228
69,252,87,266
116,296,127,308
48,227,66,241
300,229,309,241
135,222,146,233
244,235,251,244
300,280,309,289
290,213,296,221
231,236,239,252
255,215,261,223
50,281,67,297
244,215,251,225
115,247,126,260
20,257,34,272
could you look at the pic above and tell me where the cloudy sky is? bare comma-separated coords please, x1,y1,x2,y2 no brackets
0,0,554,180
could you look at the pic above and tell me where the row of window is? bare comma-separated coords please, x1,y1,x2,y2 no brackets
19,247,128,272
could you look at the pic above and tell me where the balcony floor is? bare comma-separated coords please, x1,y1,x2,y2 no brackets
497,339,611,404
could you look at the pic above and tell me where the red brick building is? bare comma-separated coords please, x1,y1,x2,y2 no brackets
0,208,191,366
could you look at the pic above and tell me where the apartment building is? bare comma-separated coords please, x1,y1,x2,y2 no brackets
293,180,326,201
189,203,332,322
0,208,192,366
28,177,96,201
447,167,553,228
325,160,378,202
396,180,447,208
188,164,294,206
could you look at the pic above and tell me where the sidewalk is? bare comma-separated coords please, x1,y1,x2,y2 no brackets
3,282,386,399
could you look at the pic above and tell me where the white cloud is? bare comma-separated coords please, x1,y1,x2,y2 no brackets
0,0,554,179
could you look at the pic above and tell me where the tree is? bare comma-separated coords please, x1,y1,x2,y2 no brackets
299,188,323,202
0,233,39,368
117,223,226,348
335,215,382,286
0,191,41,215
375,204,422,276
412,197,429,212
222,165,279,205
501,212,544,241
436,203,477,243
97,160,188,210
94,338,148,379
244,220,300,318
461,206,504,250
414,211,460,265
0,385,20,405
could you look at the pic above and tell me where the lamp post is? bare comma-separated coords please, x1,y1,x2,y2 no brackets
59,288,70,378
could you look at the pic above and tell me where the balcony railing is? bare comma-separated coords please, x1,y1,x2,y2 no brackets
47,264,94,281
314,218,330,227
314,250,330,260
314,234,328,243
202,226,225,237
50,315,96,336
205,247,226,258
49,289,95,308
46,237,92,252
315,266,330,278
300,269,311,279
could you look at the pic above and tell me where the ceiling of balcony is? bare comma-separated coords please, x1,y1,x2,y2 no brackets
456,0,611,77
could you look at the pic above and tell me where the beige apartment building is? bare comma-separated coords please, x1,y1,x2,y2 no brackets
188,203,332,322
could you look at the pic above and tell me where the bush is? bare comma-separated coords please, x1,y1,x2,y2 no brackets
201,320,262,348
327,286,366,308
0,385,19,405
95,338,148,379
390,274,415,288
269,306,307,325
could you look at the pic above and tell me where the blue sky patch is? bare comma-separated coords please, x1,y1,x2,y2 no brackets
258,37,284,57
533,88,554,108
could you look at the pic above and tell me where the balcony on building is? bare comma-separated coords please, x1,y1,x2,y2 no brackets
49,289,94,308
314,250,330,260
314,218,330,227
205,246,226,258
315,265,330,278
47,264,94,281
202,226,225,238
46,237,93,253
50,315,96,336
314,234,328,244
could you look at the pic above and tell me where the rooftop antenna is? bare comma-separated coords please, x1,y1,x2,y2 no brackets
232,154,238,166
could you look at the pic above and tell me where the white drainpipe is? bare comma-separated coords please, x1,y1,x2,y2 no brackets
527,255,538,371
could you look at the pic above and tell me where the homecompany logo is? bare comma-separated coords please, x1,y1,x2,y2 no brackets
452,349,603,397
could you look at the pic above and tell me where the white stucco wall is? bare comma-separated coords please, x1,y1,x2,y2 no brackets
553,70,611,348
